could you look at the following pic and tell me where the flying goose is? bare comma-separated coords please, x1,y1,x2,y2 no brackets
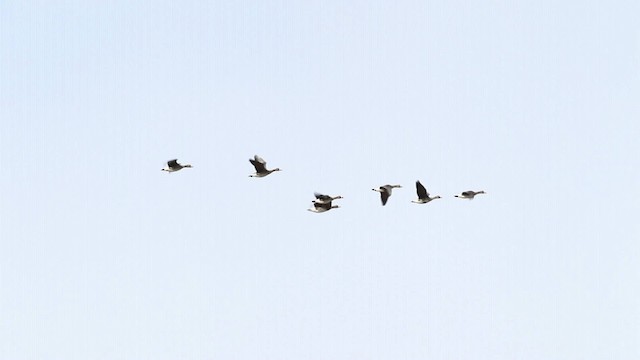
308,200,340,213
162,159,193,172
455,190,486,199
411,180,441,204
249,155,281,177
372,184,402,206
312,192,344,204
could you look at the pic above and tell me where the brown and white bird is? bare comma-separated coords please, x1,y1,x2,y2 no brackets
249,155,281,177
312,192,343,204
308,200,340,213
411,180,441,204
161,159,193,173
455,190,486,199
372,184,402,206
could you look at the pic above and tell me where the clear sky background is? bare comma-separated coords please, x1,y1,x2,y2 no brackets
1,1,639,359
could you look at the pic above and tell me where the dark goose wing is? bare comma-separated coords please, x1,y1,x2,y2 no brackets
249,155,267,172
416,181,428,200
314,192,331,202
167,159,180,168
380,188,390,206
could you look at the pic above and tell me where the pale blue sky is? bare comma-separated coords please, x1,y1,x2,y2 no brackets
1,1,639,359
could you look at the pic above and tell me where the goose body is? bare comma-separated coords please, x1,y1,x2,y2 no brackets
249,155,281,177
308,200,340,213
411,180,441,204
372,184,402,206
162,159,192,172
312,192,343,204
455,190,486,199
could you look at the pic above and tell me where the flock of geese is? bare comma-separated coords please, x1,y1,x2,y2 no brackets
162,156,486,213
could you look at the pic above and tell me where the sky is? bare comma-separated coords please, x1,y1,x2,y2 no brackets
1,0,639,359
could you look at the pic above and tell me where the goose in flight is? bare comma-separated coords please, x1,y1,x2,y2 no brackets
411,180,441,204
308,200,340,213
372,184,402,206
312,192,343,204
455,190,486,199
162,159,193,172
249,155,281,177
